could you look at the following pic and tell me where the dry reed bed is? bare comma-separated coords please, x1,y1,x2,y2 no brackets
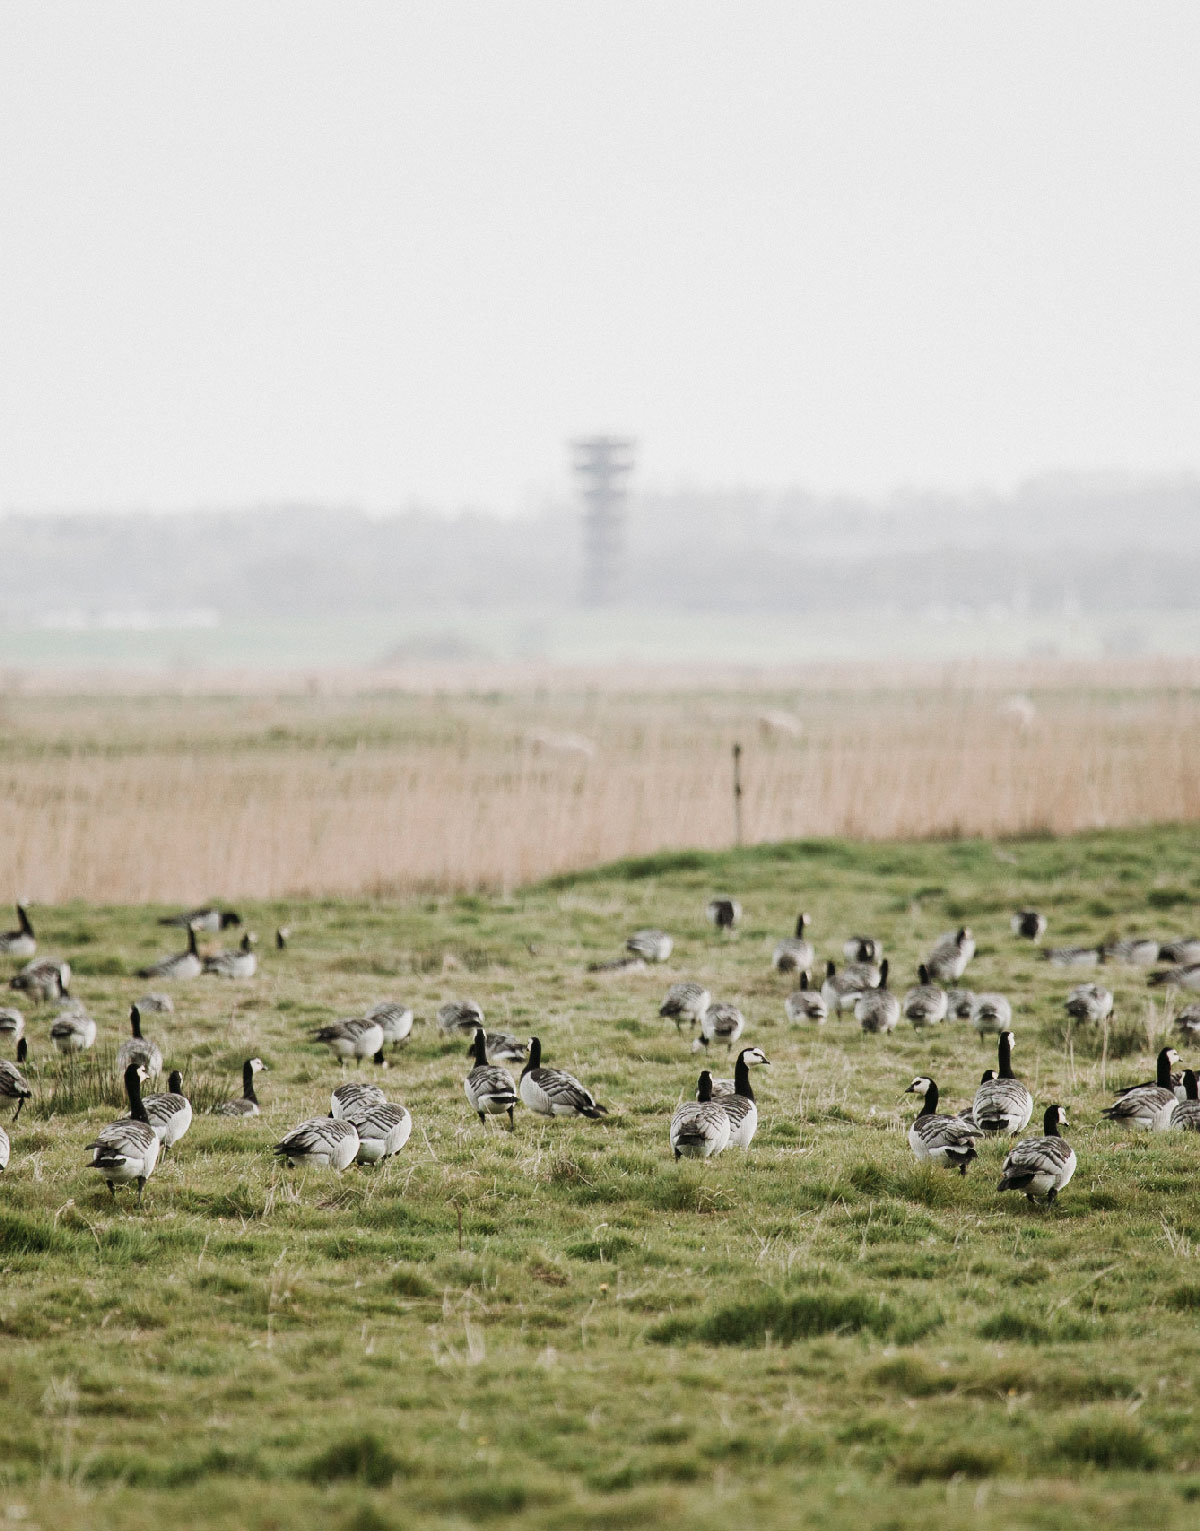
1,679,1198,901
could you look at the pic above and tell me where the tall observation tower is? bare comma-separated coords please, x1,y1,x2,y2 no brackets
571,436,636,606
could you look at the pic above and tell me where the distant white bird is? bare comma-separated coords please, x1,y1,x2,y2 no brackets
669,1070,731,1161
1064,983,1114,1023
625,929,673,962
312,1016,385,1066
0,904,36,960
785,971,827,1024
693,1002,745,1053
138,925,202,981
659,982,712,1034
997,1105,1076,1204
519,1037,607,1119
86,1064,160,1201
904,1077,981,1175
273,1117,360,1170
772,914,813,973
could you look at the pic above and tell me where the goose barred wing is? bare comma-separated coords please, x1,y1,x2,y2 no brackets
86,1118,158,1161
1102,1085,1177,1124
527,1066,607,1117
669,1100,730,1156
273,1117,359,1159
914,1112,982,1152
468,1064,518,1101
971,1078,1033,1133
1000,1133,1074,1180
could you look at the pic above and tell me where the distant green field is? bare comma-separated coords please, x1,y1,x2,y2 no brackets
4,826,1200,1529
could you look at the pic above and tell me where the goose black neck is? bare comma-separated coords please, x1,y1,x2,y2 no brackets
17,1037,27,1064
826,960,836,978
470,1028,488,1067
794,914,807,938
187,926,198,955
799,971,809,991
524,1036,542,1075
242,1059,258,1100
997,1034,1014,1078
1157,1048,1175,1088
18,905,33,936
130,1007,143,1039
918,964,930,985
372,1049,385,1067
125,1064,148,1121
733,1052,755,1100
168,1070,183,1095
241,933,252,952
1185,1070,1199,1102
878,959,889,990
1043,1106,1062,1136
696,1070,714,1102
922,1080,939,1115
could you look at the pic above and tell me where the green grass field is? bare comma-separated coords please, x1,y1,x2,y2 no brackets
4,826,1200,1530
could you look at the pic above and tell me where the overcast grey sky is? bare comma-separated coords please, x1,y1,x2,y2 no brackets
3,2,1198,515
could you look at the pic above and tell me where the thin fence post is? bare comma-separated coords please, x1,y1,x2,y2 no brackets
732,742,744,847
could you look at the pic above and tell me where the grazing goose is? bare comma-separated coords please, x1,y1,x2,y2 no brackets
1160,938,1200,965
1174,1003,1200,1040
904,1077,982,1174
212,1058,268,1117
330,1060,388,1121
437,999,486,1034
1011,909,1047,941
0,1052,33,1120
659,982,712,1034
773,914,814,973
520,1037,607,1119
1171,1071,1200,1131
626,929,673,962
369,1001,414,1050
117,1006,163,1079
139,1070,193,1153
926,928,975,984
946,988,975,1021
785,971,828,1024
343,1099,413,1165
158,906,241,932
1103,1047,1181,1129
273,1116,360,1171
135,992,175,1015
138,925,202,981
0,1124,8,1171
693,1002,746,1053
997,1105,1076,1205
970,992,1012,1037
588,953,647,974
972,1032,1034,1135
706,898,741,934
50,1004,97,1055
1064,983,1114,1023
903,967,947,1029
856,960,900,1033
312,1016,385,1066
9,957,70,1004
1041,945,1101,969
86,1063,161,1201
844,936,881,963
821,959,876,1014
1102,936,1160,967
669,1070,731,1160
1149,962,1200,993
203,932,258,979
475,1031,525,1064
713,1046,769,1148
957,1070,997,1129
0,904,36,959
0,1007,24,1047
464,1027,519,1128
1112,1044,1186,1102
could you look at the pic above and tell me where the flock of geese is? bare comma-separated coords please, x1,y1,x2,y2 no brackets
4,894,1200,1206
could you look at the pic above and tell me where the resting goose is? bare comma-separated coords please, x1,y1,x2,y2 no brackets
9,957,70,1004
972,1032,1034,1135
997,1105,1076,1204
86,1064,160,1200
331,1060,388,1121
50,1004,97,1054
273,1116,360,1170
844,936,881,963
1,1051,33,1120
0,1124,8,1171
904,1077,982,1174
202,932,258,979
588,954,647,974
669,1070,731,1160
0,904,36,959
693,1002,746,1053
437,999,485,1035
212,1058,268,1117
659,982,712,1033
856,960,899,1033
970,992,1012,1037
1149,962,1200,993
117,1007,163,1079
1064,983,1114,1023
1041,945,1101,969
706,898,741,934
713,1046,769,1148
464,1028,519,1128
140,1070,193,1153
1102,1047,1181,1129
479,1031,527,1064
821,959,875,1014
1174,1003,1200,1040
343,1100,413,1165
773,914,814,973
369,1001,414,1049
927,928,975,984
520,1037,607,1119
312,1016,385,1066
1011,909,1047,941
1171,1071,1200,1131
626,929,673,962
158,906,241,932
785,971,827,1024
1160,938,1200,965
1102,937,1160,967
138,925,202,981
903,967,947,1029
135,992,175,1014
0,1007,24,1047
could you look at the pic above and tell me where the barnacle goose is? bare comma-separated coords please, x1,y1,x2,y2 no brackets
971,1032,1034,1135
821,959,875,1014
1160,938,1200,965
588,954,648,974
1041,945,1101,969
437,999,485,1034
626,929,673,962
331,1060,388,1120
138,925,202,981
464,1028,519,1128
86,1064,160,1200
856,961,899,1034
1064,983,1113,1023
0,905,36,959
785,971,827,1024
520,1037,607,1119
1102,937,1160,967
50,1004,97,1054
669,1070,731,1160
706,898,741,934
117,1007,163,1079
139,1070,193,1153
212,1058,268,1117
713,1046,769,1148
970,992,1012,1037
135,992,175,1014
1174,1003,1200,1040
903,966,947,1028
312,1016,385,1066
997,1106,1076,1204
693,1002,745,1052
844,936,881,963
273,1117,359,1170
1011,909,1047,941
343,1099,413,1165
926,928,975,984
369,1001,414,1050
659,982,712,1033
0,1007,24,1047
275,927,290,951
1171,1071,1200,1131
1149,962,1200,993
202,932,258,978
772,914,814,973
9,957,71,1004
1102,1047,1181,1129
946,988,975,1021
904,1077,981,1174
158,906,241,932
956,1070,997,1129
0,1051,33,1120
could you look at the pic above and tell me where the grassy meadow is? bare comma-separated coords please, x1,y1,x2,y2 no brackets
3,825,1200,1529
